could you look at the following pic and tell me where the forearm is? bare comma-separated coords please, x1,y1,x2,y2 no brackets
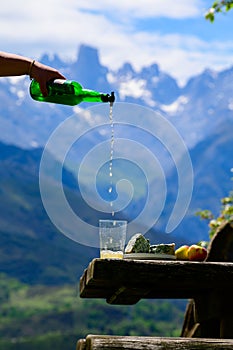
0,51,32,77
0,50,66,96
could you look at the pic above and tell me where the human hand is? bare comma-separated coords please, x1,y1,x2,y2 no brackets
29,61,66,96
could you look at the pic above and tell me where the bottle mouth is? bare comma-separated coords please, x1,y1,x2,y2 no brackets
101,91,115,103
109,92,115,103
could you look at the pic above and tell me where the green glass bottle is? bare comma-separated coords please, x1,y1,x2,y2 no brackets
30,79,115,106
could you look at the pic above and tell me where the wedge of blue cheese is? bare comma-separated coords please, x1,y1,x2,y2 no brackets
150,243,175,256
125,233,150,254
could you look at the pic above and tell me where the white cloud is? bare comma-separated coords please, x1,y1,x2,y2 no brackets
0,0,232,85
77,0,203,19
0,0,205,43
161,95,189,114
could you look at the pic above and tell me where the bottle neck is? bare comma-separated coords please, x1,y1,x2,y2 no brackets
79,88,104,102
80,89,115,103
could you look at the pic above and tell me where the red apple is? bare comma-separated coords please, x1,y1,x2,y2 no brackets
188,244,208,261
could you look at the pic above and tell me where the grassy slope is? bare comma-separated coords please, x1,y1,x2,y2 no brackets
0,143,188,349
0,274,187,350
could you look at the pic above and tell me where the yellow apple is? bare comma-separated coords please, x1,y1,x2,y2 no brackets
175,245,189,260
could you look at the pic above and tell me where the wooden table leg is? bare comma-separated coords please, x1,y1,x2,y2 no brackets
193,292,221,338
220,292,233,338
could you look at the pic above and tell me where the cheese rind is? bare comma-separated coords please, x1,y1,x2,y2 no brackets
150,243,175,255
125,233,150,254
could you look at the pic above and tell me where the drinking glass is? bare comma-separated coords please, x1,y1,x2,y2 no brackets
99,220,127,259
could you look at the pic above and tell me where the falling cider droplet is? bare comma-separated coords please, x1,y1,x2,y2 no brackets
109,101,115,217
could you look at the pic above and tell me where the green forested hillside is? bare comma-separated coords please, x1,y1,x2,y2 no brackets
0,274,187,350
0,141,97,284
0,142,188,350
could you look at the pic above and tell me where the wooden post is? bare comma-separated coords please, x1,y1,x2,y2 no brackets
220,292,233,338
193,292,221,338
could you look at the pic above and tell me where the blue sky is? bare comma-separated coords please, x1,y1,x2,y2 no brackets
0,0,233,85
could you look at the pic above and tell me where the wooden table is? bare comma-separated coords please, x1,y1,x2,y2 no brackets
79,258,233,338
79,258,233,303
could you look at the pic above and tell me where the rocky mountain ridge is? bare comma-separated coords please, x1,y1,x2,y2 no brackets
0,43,233,243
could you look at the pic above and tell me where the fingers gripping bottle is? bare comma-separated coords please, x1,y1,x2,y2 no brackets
30,79,115,106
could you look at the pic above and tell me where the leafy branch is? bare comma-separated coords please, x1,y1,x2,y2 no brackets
205,1,233,22
196,191,233,239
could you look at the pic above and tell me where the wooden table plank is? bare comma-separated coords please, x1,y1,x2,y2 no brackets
79,259,233,304
83,335,233,349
